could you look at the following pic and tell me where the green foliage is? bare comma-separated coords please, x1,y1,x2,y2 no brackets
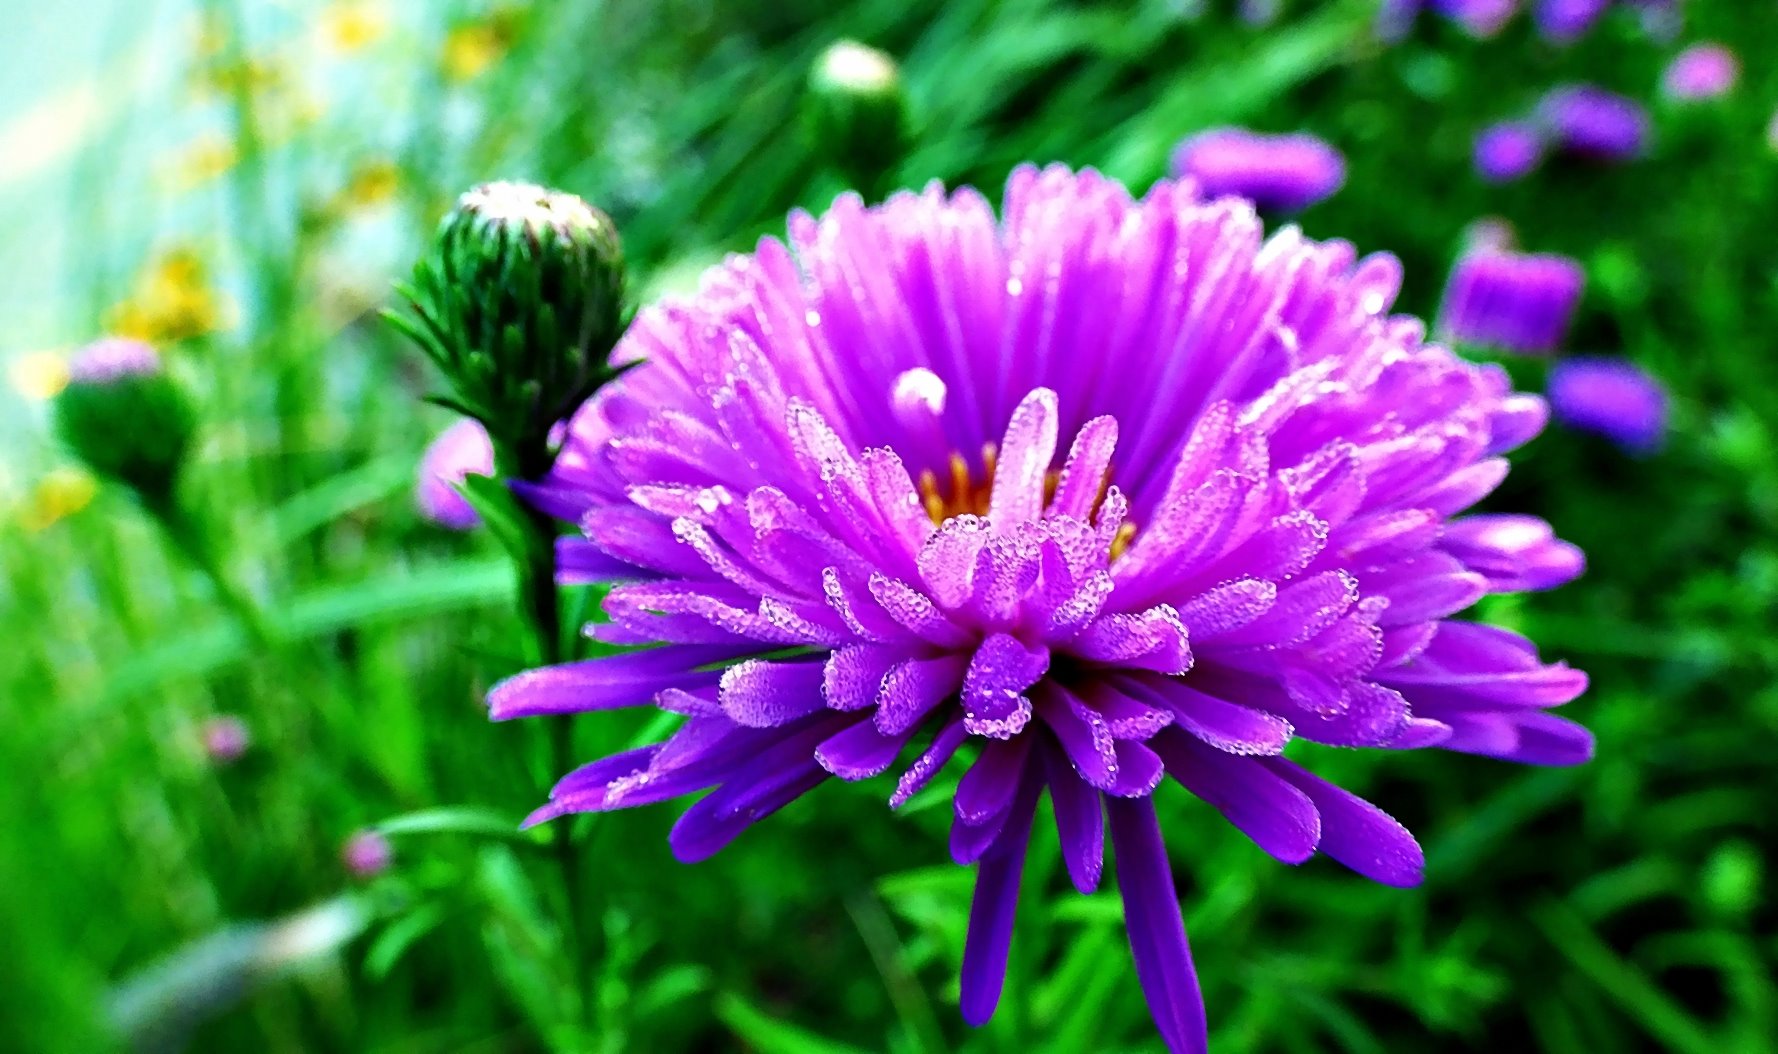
3,1,1777,1052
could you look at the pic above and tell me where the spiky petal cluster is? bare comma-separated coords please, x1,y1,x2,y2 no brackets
491,167,1590,1054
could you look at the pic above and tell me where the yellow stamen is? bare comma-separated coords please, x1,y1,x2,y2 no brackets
914,444,1138,559
1110,521,1137,562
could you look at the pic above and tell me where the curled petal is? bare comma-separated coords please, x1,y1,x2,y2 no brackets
961,634,1049,738
1074,605,1193,673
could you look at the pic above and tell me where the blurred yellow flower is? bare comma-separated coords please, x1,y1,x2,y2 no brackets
107,248,231,343
442,10,520,82
321,1,388,53
342,159,400,208
20,467,98,532
166,133,241,188
8,352,70,401
193,11,229,59
194,55,289,99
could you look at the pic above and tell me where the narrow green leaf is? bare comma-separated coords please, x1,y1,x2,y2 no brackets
1532,901,1721,1054
714,992,873,1054
268,454,416,547
364,904,449,982
460,473,547,566
90,559,511,711
376,806,543,847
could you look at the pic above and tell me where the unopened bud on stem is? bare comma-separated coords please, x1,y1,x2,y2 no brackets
806,41,911,200
54,338,195,501
391,181,629,479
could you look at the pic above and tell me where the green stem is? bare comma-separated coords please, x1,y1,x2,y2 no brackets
498,440,591,1044
141,489,274,647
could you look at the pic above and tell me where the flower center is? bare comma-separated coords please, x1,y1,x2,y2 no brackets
916,444,1137,559
916,445,999,522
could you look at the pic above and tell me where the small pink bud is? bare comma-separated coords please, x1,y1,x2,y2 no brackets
341,830,393,879
202,715,250,764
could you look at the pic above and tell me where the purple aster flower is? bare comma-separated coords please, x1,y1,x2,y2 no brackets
1662,43,1738,101
1534,0,1611,43
1169,128,1345,211
416,418,495,529
201,715,250,765
1548,357,1667,453
1437,247,1585,354
1538,84,1651,161
494,167,1590,1053
341,830,393,878
1473,122,1545,183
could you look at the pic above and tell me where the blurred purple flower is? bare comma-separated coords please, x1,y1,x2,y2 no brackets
416,418,495,530
202,715,250,765
1438,247,1585,354
341,830,393,879
1169,127,1345,211
1433,0,1519,37
1548,357,1667,453
1662,43,1738,101
1539,85,1650,161
1534,0,1611,43
1473,122,1545,183
1375,0,1422,40
68,337,162,384
1239,0,1281,25
1626,0,1682,41
493,167,1589,1054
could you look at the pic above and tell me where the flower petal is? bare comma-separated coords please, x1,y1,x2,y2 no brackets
1109,797,1209,1054
1260,757,1424,887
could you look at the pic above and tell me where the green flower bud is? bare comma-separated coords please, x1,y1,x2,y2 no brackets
806,40,911,198
54,338,195,499
393,181,629,478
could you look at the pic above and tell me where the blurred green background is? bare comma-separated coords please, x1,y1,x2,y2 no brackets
5,1,1777,1051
